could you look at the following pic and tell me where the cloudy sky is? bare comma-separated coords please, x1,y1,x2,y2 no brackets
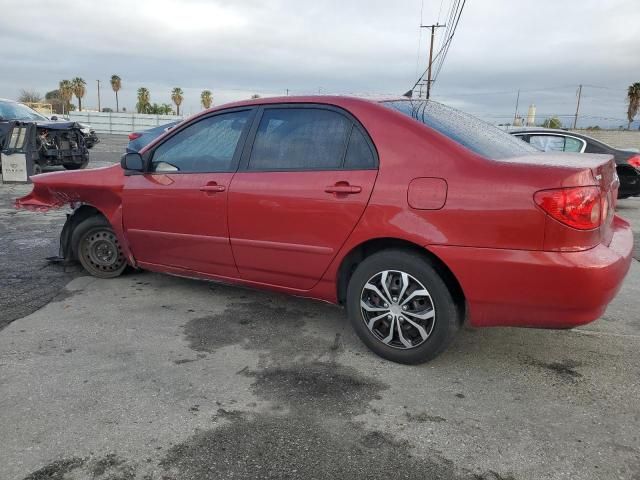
1,0,638,127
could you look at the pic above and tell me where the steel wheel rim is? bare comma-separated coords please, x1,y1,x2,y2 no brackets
360,270,435,350
81,230,125,273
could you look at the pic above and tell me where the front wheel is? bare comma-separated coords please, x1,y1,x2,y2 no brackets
71,216,127,278
346,249,460,364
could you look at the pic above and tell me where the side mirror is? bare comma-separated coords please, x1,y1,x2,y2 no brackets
50,115,58,121
121,152,144,172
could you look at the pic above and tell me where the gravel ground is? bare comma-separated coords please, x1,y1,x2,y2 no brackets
0,134,124,329
0,136,639,480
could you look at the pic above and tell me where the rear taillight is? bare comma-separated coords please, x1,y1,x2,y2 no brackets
534,186,602,230
128,132,142,141
628,155,640,169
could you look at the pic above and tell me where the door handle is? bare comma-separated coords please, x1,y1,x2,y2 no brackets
325,184,362,194
200,183,226,193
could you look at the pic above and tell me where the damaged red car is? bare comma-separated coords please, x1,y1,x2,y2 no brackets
16,96,633,364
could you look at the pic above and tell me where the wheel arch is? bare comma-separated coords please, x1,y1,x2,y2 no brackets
336,237,466,322
60,204,111,261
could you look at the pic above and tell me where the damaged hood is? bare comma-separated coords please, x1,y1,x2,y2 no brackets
15,164,125,211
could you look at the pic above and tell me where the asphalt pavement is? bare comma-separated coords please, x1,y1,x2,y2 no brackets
0,134,639,480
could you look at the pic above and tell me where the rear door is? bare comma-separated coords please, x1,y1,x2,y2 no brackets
228,105,378,290
122,108,254,276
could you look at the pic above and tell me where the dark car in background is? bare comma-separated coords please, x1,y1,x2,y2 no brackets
127,121,180,152
0,98,90,173
510,128,640,199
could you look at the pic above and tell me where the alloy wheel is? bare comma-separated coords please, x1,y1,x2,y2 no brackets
360,270,436,349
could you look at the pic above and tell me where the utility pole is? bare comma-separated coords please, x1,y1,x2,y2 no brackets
512,89,520,126
573,84,582,129
96,80,101,112
420,23,445,100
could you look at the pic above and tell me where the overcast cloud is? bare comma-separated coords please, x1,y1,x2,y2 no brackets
1,0,638,127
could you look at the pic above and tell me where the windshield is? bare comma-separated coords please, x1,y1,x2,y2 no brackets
0,101,49,121
382,99,538,159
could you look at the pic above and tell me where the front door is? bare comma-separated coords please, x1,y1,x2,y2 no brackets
122,109,253,277
228,106,378,290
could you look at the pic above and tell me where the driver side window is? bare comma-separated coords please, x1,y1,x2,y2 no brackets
151,110,250,173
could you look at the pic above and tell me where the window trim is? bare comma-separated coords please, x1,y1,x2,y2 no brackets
237,103,379,172
141,106,257,175
514,133,587,153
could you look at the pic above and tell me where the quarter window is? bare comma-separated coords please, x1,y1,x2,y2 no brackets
344,127,376,169
248,108,351,171
151,110,250,173
564,137,584,152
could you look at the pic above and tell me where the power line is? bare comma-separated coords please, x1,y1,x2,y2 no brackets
414,0,425,79
431,0,467,83
407,0,466,96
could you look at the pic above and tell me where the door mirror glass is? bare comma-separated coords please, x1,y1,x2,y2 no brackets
50,115,58,121
121,152,144,171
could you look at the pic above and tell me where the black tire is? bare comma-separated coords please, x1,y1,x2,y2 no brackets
71,216,127,279
63,161,88,170
346,249,460,364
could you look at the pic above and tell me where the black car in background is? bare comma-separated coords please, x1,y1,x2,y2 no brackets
0,99,91,173
510,128,640,199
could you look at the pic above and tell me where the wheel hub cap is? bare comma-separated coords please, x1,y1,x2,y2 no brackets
360,270,436,350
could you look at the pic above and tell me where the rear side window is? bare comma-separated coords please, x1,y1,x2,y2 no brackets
382,100,537,159
151,110,250,173
528,135,585,153
248,108,351,170
344,127,376,169
529,135,566,152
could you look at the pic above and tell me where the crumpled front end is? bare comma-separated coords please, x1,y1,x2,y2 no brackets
15,164,124,212
14,165,135,266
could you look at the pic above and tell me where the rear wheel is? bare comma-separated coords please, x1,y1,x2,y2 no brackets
346,249,460,364
71,216,127,278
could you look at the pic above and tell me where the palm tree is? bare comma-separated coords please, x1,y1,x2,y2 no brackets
136,87,151,114
201,90,213,109
627,82,640,129
71,77,86,111
171,87,184,115
111,75,122,112
58,80,73,115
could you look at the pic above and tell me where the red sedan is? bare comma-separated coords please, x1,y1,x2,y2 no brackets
16,96,633,364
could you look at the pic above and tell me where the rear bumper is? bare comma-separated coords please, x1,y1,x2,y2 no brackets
429,215,634,328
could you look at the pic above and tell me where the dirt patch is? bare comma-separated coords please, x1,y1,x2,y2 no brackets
160,413,465,480
248,361,387,415
23,457,85,480
23,454,135,480
182,299,344,360
525,357,583,381
184,302,307,351
406,411,447,423
49,285,83,304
